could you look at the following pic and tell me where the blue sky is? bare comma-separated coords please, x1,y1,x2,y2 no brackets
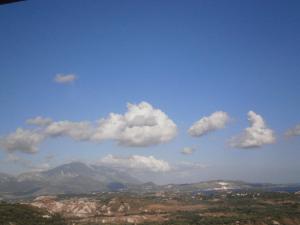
0,0,300,183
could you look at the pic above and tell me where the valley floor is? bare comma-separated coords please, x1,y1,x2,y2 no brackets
2,191,299,225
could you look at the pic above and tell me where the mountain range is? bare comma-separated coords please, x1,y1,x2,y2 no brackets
1,162,300,199
0,162,140,198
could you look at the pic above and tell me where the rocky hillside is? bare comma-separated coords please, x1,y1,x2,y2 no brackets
27,191,300,225
0,162,140,198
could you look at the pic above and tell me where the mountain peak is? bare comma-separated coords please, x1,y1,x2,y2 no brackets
0,162,141,197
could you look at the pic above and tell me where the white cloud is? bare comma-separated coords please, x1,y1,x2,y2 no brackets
92,102,177,147
0,128,45,153
45,120,93,141
99,154,171,172
0,102,177,153
181,147,195,155
26,116,53,126
174,161,207,170
230,111,275,148
5,153,22,163
30,162,51,172
0,121,92,153
3,154,51,172
285,124,300,137
98,155,206,175
54,74,77,84
188,111,230,137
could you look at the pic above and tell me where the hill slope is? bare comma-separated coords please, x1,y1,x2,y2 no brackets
0,162,140,198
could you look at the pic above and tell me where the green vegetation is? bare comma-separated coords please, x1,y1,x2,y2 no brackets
2,191,300,225
0,202,66,225
133,192,300,225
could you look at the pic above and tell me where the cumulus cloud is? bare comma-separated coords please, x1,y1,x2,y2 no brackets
54,74,77,84
98,155,206,174
26,116,53,126
0,102,177,153
45,120,93,141
94,156,208,184
92,102,177,147
99,154,171,172
0,128,45,153
230,111,275,148
285,124,300,137
181,147,195,155
188,111,230,137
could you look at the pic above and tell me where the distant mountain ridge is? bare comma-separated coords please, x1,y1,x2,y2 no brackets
0,162,300,199
0,162,141,198
159,180,300,194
